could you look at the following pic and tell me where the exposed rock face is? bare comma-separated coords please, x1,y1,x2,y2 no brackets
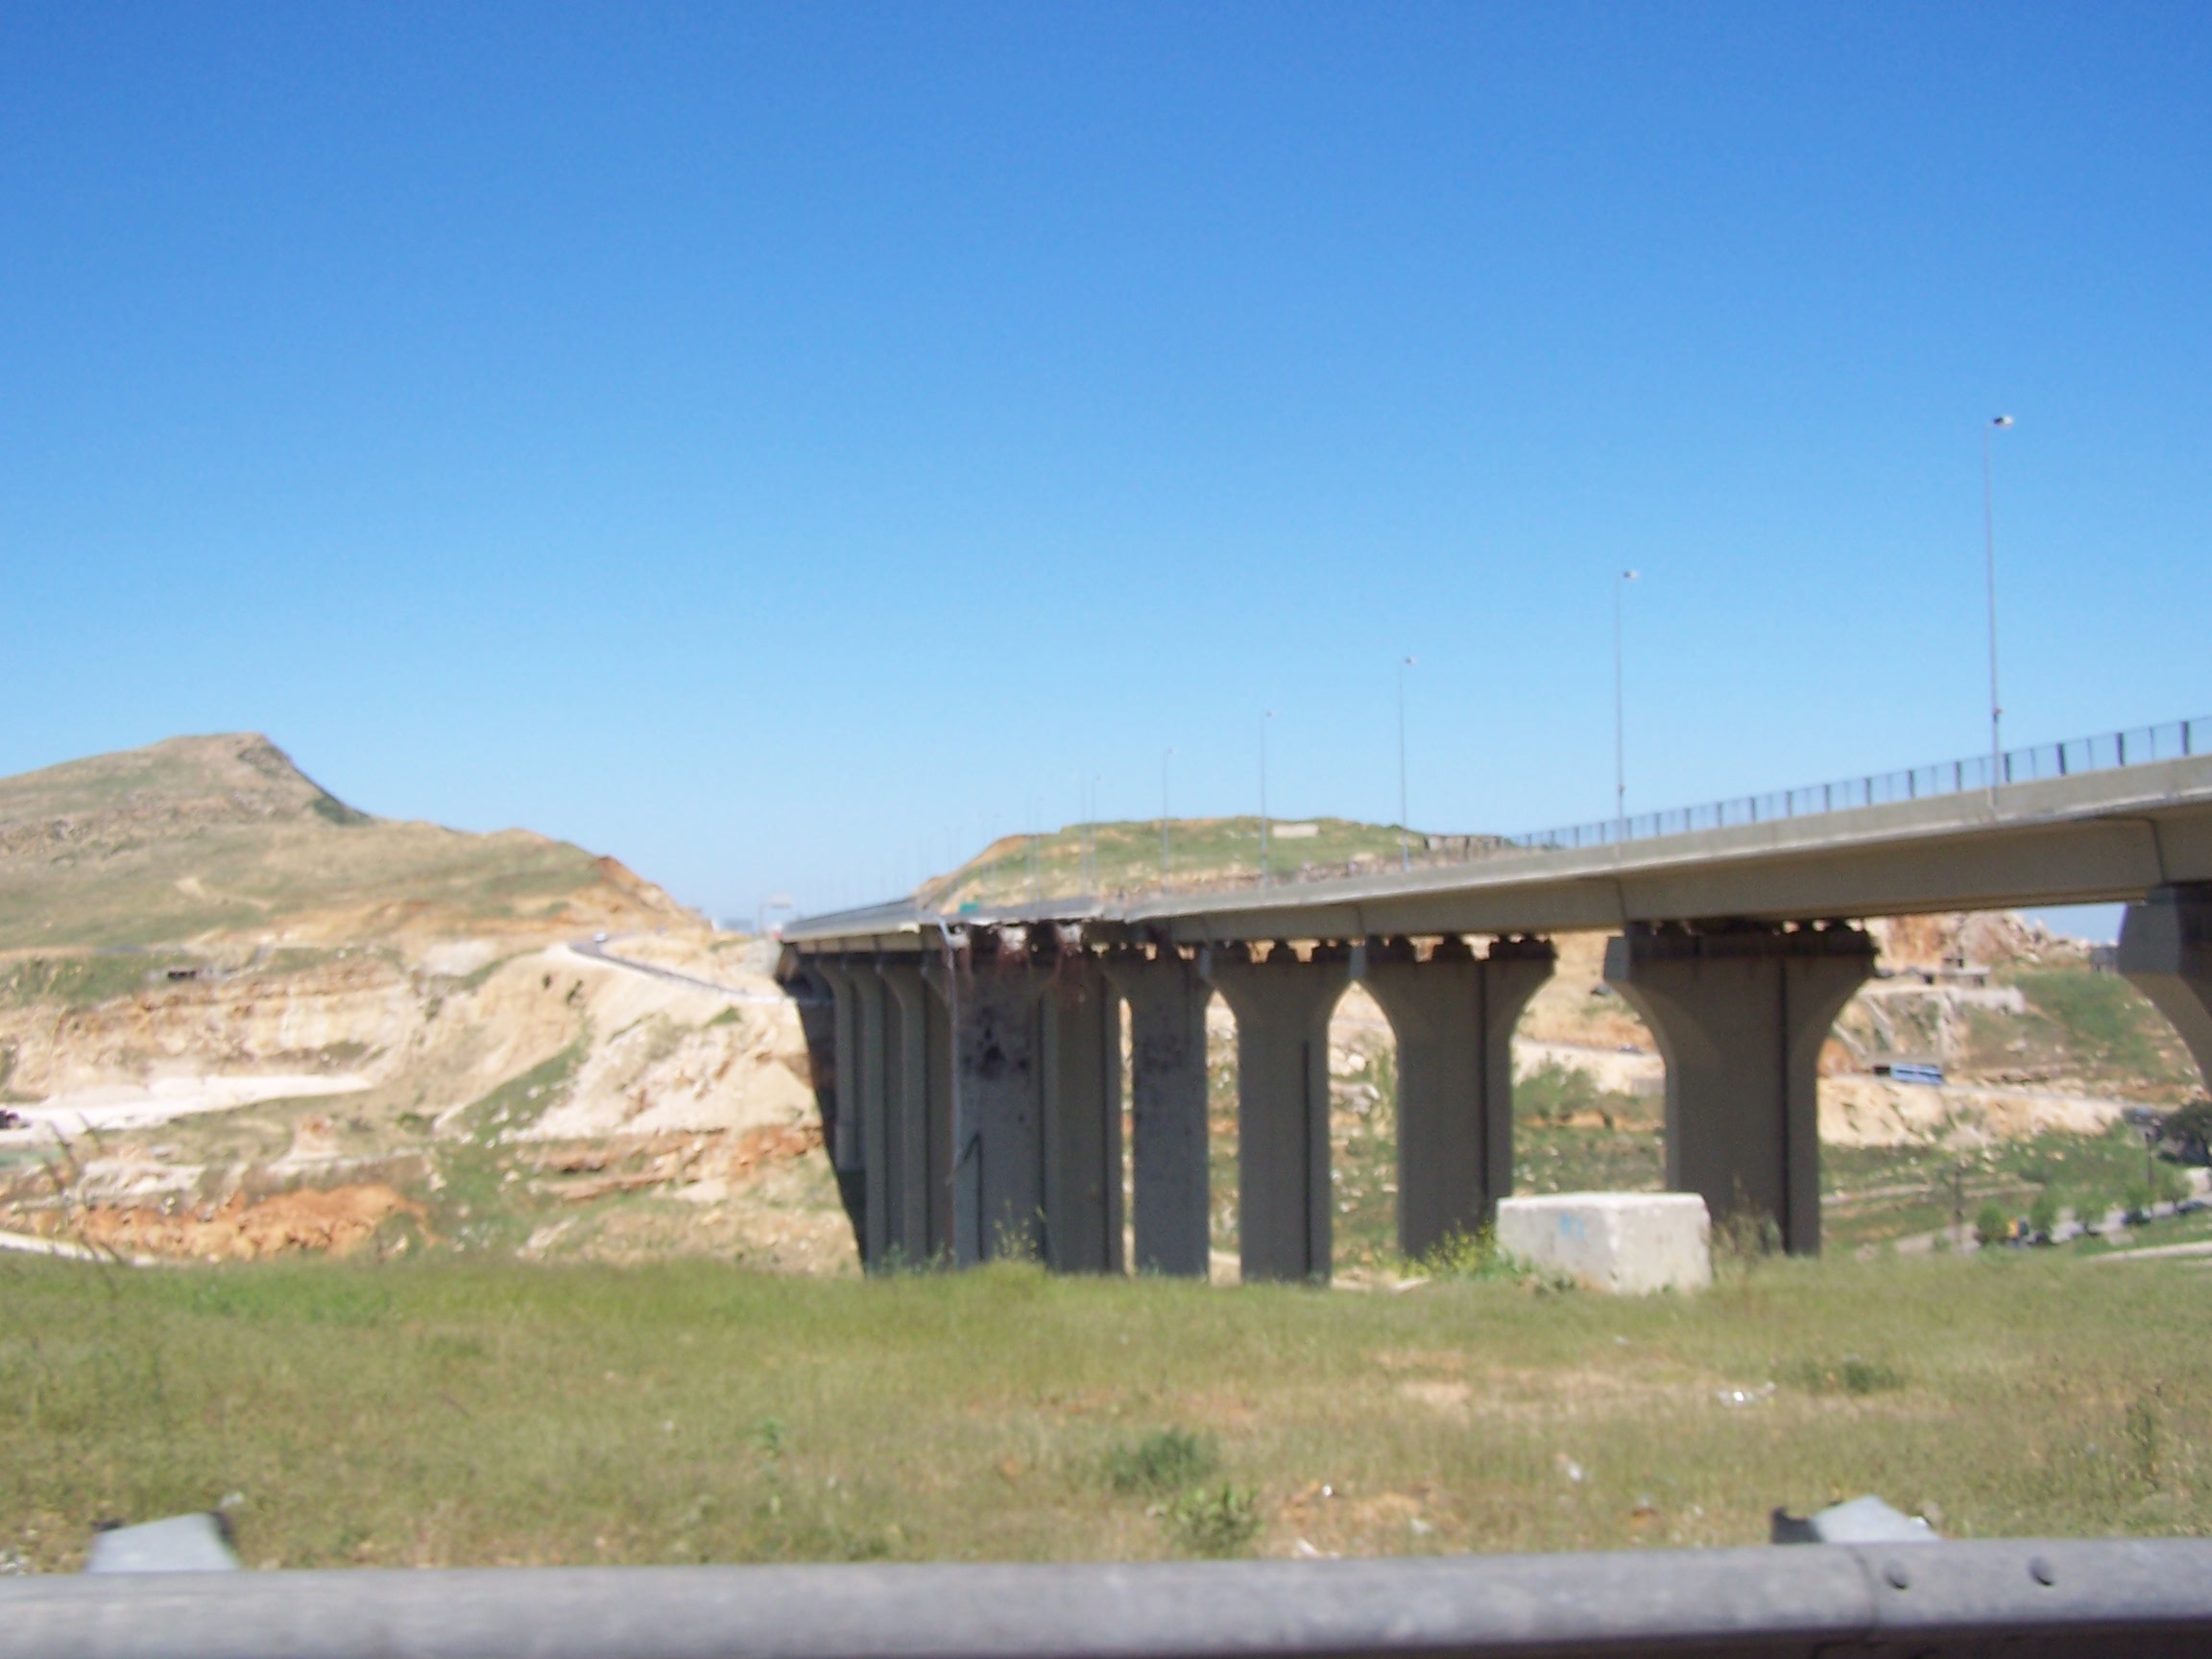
0,734,841,1268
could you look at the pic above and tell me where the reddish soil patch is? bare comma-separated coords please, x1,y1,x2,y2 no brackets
74,1184,425,1261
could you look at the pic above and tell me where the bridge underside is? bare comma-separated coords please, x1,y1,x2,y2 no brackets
780,757,2212,1281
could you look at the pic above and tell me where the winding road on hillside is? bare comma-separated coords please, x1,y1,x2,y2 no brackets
563,935,799,1005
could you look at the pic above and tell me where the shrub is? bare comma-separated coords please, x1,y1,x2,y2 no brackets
1166,1483,1262,1556
1973,1202,2012,1247
1518,1060,1598,1126
1104,1429,1216,1496
1778,1355,1906,1396
2027,1188,2061,1240
2153,1162,2193,1207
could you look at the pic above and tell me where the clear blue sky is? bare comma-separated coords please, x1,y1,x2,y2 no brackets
4,3,2206,926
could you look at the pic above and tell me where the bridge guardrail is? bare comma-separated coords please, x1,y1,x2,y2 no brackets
4,1539,2210,1659
1503,713,2207,854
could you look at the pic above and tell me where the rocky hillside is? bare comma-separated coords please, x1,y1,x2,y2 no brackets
0,736,847,1271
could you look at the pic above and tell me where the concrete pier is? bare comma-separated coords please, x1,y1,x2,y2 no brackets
1041,952,1124,1273
1364,935,1555,1260
1207,942,1351,1284
1603,923,1874,1255
2119,884,2212,1093
876,958,948,1265
924,931,1052,1265
807,958,870,1246
1102,949,1214,1278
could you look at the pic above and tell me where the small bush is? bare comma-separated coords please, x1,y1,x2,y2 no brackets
1104,1429,1216,1496
1714,1207,1783,1263
1778,1356,1906,1396
2028,1188,2061,1239
1166,1483,1262,1556
1415,1227,1506,1281
2154,1163,2192,1207
1518,1060,1598,1125
1973,1202,2012,1247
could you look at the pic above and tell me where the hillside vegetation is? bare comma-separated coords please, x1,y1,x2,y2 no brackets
927,815,1461,910
0,733,687,950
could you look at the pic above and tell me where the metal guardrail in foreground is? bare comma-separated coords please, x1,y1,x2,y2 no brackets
5,1539,2212,1659
1505,714,2209,854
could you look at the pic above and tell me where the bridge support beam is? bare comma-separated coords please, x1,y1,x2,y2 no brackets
1103,950,1213,1278
806,958,871,1254
1365,935,1555,1261
1603,923,1874,1256
1041,953,1124,1273
923,932,1053,1266
2120,884,2212,1093
1208,943,1351,1284
877,959,950,1266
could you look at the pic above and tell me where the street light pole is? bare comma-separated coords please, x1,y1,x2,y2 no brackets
1160,748,1174,895
1260,711,1274,886
1614,570,1639,844
1984,415,2014,809
1397,657,1415,871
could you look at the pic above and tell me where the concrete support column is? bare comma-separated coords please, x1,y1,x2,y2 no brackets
1364,935,1555,1260
1041,952,1124,1274
926,929,1051,1266
1603,923,1874,1256
777,954,860,1258
851,965,894,1268
807,957,870,1251
876,958,942,1266
1207,943,1351,1284
1102,949,1213,1278
2120,884,2212,1093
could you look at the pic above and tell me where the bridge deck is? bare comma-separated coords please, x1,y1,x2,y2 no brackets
784,754,2212,949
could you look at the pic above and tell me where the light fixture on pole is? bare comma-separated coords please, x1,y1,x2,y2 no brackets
1397,658,1416,871
1088,773,1102,892
1984,415,2014,808
1160,748,1174,894
1614,570,1639,845
1260,711,1275,886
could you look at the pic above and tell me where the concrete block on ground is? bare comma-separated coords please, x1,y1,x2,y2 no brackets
1495,1191,1711,1295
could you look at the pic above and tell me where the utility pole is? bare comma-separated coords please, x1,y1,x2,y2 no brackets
1260,711,1274,886
1397,658,1415,871
1615,570,1639,845
1984,415,2014,809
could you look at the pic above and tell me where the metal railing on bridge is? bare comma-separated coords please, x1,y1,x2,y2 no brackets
1503,713,2207,854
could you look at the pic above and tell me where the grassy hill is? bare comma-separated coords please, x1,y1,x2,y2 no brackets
926,815,1479,909
0,733,694,950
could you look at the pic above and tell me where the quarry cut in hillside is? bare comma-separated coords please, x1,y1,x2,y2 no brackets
0,734,849,1270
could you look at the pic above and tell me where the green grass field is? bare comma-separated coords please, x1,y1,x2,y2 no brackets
5,1242,2207,1574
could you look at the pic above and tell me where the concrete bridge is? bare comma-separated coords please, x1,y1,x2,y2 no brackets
777,738,2212,1280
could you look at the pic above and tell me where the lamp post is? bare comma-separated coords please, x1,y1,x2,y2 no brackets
1260,711,1275,886
1396,657,1415,871
1160,748,1174,895
1088,774,1102,892
1614,570,1639,844
1984,415,2014,808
